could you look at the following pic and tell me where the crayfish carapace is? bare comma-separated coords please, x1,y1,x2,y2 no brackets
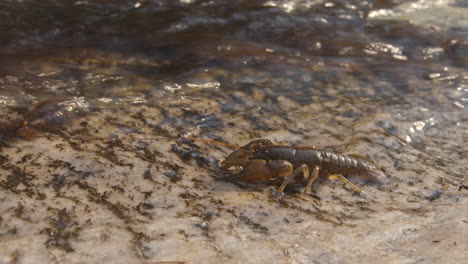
220,139,388,194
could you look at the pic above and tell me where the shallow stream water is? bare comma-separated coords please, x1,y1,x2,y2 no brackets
0,0,467,263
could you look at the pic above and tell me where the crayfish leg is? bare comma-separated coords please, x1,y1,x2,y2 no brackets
328,174,363,194
278,164,309,193
303,166,320,194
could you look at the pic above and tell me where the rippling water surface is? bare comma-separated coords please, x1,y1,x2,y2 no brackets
0,1,465,101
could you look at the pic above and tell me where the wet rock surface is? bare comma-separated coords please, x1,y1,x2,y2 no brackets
1,93,466,264
0,0,467,263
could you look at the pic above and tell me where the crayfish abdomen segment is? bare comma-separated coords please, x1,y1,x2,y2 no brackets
315,150,387,184
253,147,387,184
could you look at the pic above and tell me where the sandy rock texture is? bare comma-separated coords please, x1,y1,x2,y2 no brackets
0,88,466,264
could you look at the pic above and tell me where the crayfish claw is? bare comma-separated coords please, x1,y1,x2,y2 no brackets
220,139,275,169
224,159,274,182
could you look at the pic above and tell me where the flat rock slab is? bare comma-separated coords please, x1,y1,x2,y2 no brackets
0,93,466,264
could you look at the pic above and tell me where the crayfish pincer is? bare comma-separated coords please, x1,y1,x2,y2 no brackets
220,139,388,194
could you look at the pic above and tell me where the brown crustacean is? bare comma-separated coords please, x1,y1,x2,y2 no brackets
220,139,388,194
